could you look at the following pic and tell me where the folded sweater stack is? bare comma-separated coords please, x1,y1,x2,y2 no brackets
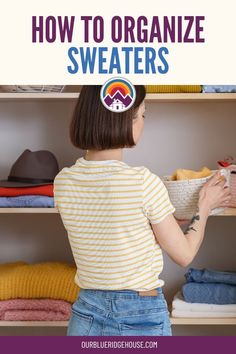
202,85,236,93
0,261,79,321
0,185,54,208
145,85,201,93
145,85,236,93
172,268,236,318
0,299,72,321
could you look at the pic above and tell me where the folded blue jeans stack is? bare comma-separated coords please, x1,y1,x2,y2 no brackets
0,195,54,208
182,268,236,304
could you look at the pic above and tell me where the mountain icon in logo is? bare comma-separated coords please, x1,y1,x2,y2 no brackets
104,90,133,111
100,77,136,112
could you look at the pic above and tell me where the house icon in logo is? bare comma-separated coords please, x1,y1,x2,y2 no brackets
110,99,126,111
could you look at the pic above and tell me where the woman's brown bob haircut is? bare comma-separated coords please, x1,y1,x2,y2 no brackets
70,85,146,150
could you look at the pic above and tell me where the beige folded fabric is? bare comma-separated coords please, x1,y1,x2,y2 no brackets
170,167,212,181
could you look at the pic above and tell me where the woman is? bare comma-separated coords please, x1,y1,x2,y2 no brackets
54,85,230,336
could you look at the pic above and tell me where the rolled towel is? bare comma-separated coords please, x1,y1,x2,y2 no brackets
182,282,236,305
0,298,72,321
0,261,79,303
185,268,236,286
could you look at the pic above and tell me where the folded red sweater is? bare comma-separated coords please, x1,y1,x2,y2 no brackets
0,298,71,321
0,184,54,197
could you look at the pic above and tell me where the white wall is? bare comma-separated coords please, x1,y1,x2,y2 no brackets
0,99,236,336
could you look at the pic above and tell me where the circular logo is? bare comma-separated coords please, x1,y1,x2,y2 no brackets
100,77,136,113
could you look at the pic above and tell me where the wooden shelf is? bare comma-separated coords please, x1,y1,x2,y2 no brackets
170,316,236,325
216,208,236,216
0,93,78,101
1,317,236,327
0,207,236,215
0,321,68,327
145,93,236,102
0,208,58,213
0,92,236,102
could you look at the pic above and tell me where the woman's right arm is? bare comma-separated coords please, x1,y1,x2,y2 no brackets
151,171,231,267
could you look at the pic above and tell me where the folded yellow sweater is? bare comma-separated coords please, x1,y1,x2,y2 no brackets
145,85,202,93
170,167,212,181
0,261,79,303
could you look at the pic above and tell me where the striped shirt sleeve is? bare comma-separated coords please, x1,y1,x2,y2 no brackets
142,168,175,224
53,174,60,208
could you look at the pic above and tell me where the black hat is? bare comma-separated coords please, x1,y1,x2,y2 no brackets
0,149,59,187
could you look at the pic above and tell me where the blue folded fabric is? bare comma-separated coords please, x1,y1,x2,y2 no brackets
0,195,54,208
185,268,236,286
182,282,236,304
202,85,236,93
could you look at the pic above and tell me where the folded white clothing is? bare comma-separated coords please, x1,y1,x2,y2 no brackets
172,291,236,312
172,309,236,318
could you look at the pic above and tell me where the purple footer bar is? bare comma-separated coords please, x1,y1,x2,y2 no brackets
1,336,236,354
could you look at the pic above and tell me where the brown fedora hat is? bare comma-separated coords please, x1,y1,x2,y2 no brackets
0,149,59,187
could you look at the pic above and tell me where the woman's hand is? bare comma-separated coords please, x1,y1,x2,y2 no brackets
198,171,231,213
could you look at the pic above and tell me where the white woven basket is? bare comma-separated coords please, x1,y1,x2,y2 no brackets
218,165,236,207
162,171,224,220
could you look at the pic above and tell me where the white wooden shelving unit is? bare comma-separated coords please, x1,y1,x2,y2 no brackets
1,91,236,329
0,92,236,102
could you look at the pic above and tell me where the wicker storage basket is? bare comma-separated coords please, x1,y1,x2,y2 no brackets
162,172,224,220
230,172,236,207
218,165,236,207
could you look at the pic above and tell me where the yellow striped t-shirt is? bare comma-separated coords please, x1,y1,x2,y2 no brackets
53,157,175,291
